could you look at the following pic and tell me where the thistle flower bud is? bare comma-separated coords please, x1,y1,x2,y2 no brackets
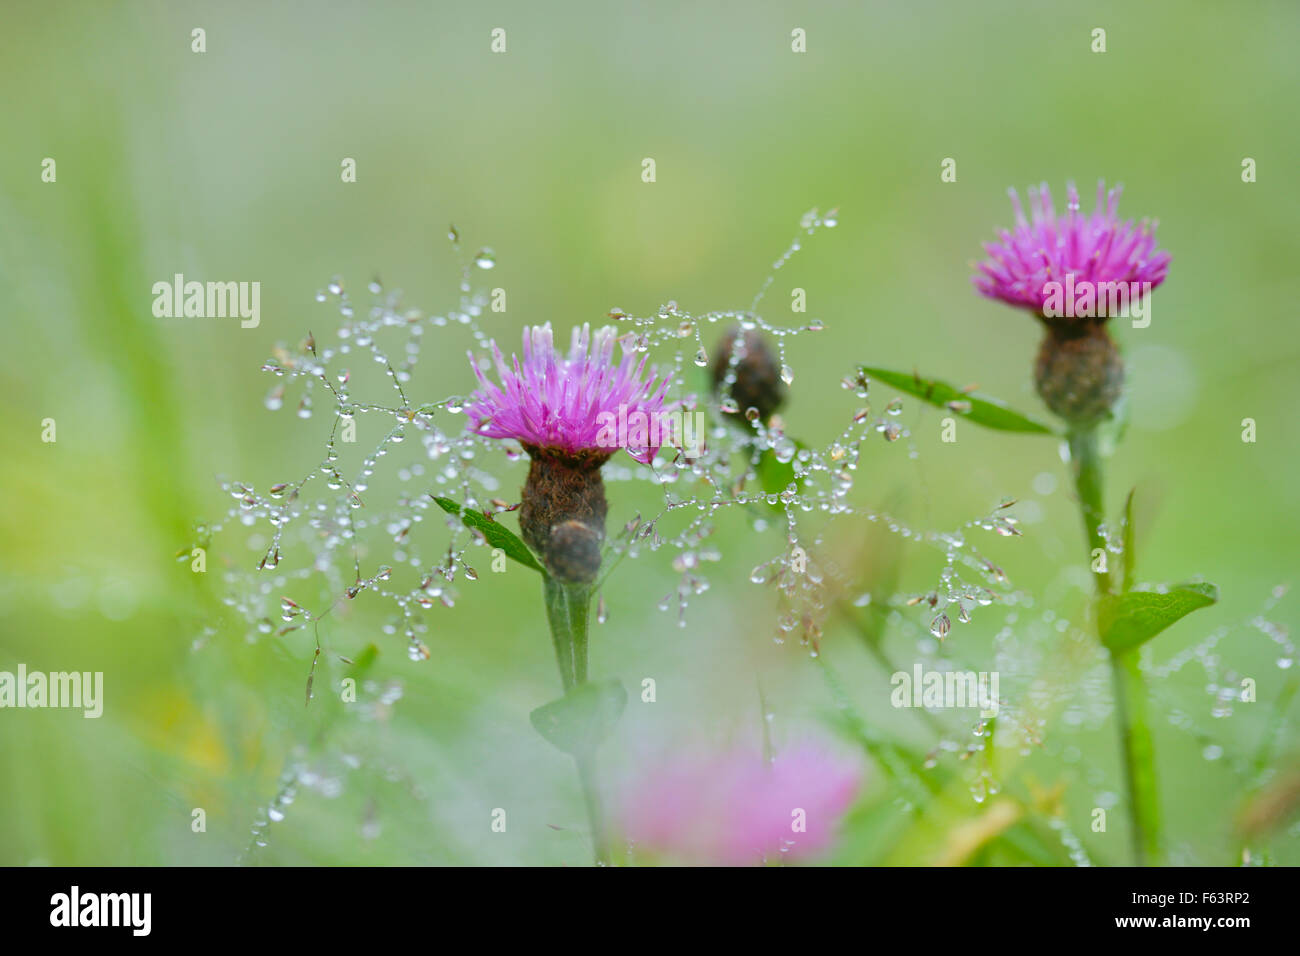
546,519,604,586
970,180,1169,430
1033,321,1124,427
463,323,672,583
711,326,787,424
518,445,609,584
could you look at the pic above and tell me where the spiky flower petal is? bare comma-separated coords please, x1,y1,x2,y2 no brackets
464,323,670,464
973,180,1171,316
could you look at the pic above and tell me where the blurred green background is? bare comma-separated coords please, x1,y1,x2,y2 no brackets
1,0,1297,865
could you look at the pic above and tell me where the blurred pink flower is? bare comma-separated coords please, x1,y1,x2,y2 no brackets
620,741,861,865
973,180,1170,315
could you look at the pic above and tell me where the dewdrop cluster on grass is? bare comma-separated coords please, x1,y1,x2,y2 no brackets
208,212,1028,672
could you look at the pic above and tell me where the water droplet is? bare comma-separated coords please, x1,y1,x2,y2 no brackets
474,249,496,269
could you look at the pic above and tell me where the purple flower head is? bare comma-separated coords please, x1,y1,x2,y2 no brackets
619,740,861,865
464,323,670,464
973,180,1171,316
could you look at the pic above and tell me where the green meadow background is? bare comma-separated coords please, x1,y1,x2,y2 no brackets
1,1,1296,865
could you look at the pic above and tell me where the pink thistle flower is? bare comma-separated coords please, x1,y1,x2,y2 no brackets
464,323,670,465
973,180,1171,316
619,741,861,866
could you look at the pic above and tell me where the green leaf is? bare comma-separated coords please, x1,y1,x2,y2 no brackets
430,495,545,573
529,679,627,756
1100,582,1219,653
753,441,811,513
1121,488,1137,593
756,449,794,495
756,444,806,504
860,366,1059,436
345,643,380,678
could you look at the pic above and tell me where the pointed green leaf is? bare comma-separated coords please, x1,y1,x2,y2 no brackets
860,366,1059,436
345,643,380,678
753,441,811,513
1121,488,1137,593
756,449,795,496
430,495,545,573
529,679,627,755
1100,582,1219,653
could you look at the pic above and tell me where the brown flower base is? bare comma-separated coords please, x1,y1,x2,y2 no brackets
1034,320,1124,428
518,445,611,584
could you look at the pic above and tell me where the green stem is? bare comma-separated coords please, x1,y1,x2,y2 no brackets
1110,646,1160,865
1067,429,1111,595
568,584,590,686
543,576,575,692
575,753,609,865
540,575,608,865
1068,427,1161,865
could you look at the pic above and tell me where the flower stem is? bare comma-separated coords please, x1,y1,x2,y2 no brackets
1109,644,1160,865
1068,427,1161,865
575,752,609,865
568,584,590,686
541,574,609,865
543,575,575,692
1067,428,1111,595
